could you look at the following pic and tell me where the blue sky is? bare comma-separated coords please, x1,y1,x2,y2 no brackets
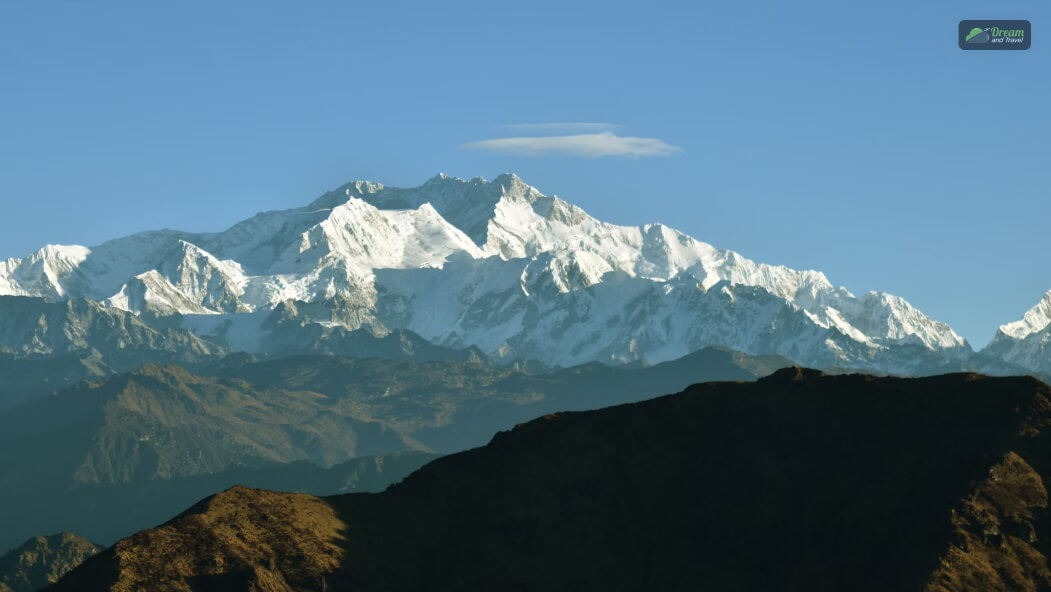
0,0,1047,346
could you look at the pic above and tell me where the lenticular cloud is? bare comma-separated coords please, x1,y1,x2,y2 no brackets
462,131,681,158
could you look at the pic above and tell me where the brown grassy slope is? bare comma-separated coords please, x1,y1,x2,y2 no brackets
926,451,1051,592
53,488,345,592
0,533,102,592
50,369,1051,591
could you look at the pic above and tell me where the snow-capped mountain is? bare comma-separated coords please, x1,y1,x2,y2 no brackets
980,291,1051,375
0,173,973,372
0,295,222,362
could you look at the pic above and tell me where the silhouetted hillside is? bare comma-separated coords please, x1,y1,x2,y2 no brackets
50,370,1051,591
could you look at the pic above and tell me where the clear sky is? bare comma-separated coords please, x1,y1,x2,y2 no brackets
0,1,1047,347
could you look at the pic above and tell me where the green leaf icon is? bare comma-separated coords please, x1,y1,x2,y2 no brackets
965,27,985,41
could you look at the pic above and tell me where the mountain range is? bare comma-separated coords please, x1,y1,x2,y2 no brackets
3,172,1051,588
3,173,1045,382
0,347,790,552
47,369,1051,591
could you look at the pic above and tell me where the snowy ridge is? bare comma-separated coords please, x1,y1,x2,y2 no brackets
0,173,972,371
999,291,1051,340
979,291,1051,375
0,244,90,299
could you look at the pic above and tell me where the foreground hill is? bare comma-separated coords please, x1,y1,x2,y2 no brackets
0,533,101,592
0,347,788,552
0,452,438,558
51,370,1051,591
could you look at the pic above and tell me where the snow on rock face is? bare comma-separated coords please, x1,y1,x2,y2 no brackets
832,291,967,351
0,245,91,299
314,174,504,246
980,291,1051,375
288,197,482,273
0,174,972,371
999,291,1051,340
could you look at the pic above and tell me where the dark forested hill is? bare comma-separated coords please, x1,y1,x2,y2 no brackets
50,369,1051,591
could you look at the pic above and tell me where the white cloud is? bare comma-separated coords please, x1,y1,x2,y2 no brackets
497,122,621,134
462,132,681,158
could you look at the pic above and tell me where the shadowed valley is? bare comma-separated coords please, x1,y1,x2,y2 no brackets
0,347,787,552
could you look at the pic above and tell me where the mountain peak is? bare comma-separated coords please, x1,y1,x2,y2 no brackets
0,531,102,591
492,172,521,184
491,173,539,199
423,172,458,185
999,290,1051,340
308,180,385,210
310,174,547,246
